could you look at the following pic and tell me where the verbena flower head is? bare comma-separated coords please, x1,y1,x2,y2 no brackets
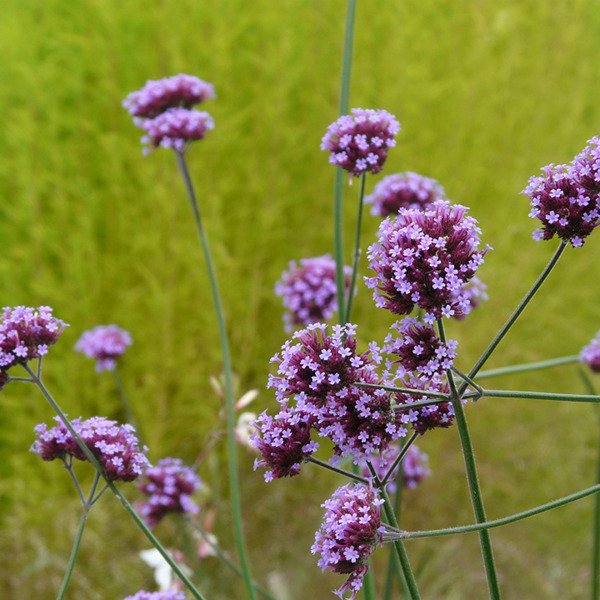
123,74,216,119
136,458,202,528
570,136,600,194
268,323,380,408
123,592,185,600
522,163,600,247
0,306,67,376
580,330,600,373
74,324,132,372
382,317,458,378
312,483,385,600
321,108,400,178
31,416,149,482
452,275,488,320
275,255,351,332
251,404,318,482
365,200,490,323
361,444,430,493
365,172,446,217
139,108,214,154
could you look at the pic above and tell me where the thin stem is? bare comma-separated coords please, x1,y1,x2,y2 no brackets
24,365,207,600
357,381,450,399
175,151,256,600
334,0,357,326
481,389,600,403
476,355,579,380
380,432,419,489
56,506,88,600
437,320,501,600
307,456,369,484
399,482,600,540
345,173,367,323
465,241,567,387
451,366,483,395
112,368,142,442
63,457,86,506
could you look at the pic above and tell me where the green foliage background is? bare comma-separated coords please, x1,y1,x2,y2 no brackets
1,1,600,598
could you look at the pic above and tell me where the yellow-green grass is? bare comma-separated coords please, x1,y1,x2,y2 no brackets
1,0,600,598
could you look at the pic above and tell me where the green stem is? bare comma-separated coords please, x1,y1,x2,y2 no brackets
476,356,579,380
174,151,256,600
357,381,450,399
23,364,207,600
481,389,600,403
112,368,142,443
464,240,567,387
334,0,357,325
56,506,88,600
344,172,367,323
380,431,419,489
437,320,501,600
399,482,600,540
307,456,369,483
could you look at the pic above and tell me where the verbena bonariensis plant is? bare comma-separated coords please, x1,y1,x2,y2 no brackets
6,5,600,600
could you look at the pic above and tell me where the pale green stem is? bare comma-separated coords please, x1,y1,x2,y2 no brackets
380,431,419,489
481,389,600,403
357,381,450,399
476,356,579,380
112,368,142,441
23,364,207,600
307,456,369,484
174,151,256,600
56,504,88,600
344,173,367,324
438,319,501,600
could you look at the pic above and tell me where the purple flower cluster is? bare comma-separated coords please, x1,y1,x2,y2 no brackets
122,74,215,119
321,109,400,178
523,138,600,247
254,323,406,479
31,416,149,482
365,201,490,323
0,306,67,388
365,172,446,217
74,324,132,372
382,317,458,378
123,592,185,600
123,73,215,154
580,330,600,373
312,483,385,600
275,255,351,332
136,458,203,527
361,444,430,493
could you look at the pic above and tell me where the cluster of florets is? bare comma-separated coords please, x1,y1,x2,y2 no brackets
31,416,149,482
580,330,600,373
122,74,215,119
321,109,400,178
312,483,385,600
123,592,185,600
254,323,406,479
365,201,490,323
74,324,132,372
361,444,430,493
382,317,457,378
136,458,203,527
123,73,215,153
0,306,67,387
365,172,446,217
570,136,600,193
275,255,351,332
452,276,488,320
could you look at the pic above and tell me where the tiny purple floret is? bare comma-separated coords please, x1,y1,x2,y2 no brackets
74,324,132,372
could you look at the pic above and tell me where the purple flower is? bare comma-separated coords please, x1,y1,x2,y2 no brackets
139,108,214,154
522,163,600,247
321,109,400,178
365,201,490,323
251,403,319,482
0,306,67,377
123,74,216,119
136,458,202,527
268,323,380,408
123,592,185,600
451,276,488,320
275,255,351,332
365,172,446,217
31,416,150,482
382,317,458,378
311,483,385,600
74,324,132,372
361,444,430,493
580,330,600,373
570,136,600,193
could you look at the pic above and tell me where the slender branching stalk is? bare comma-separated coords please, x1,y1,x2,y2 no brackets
476,355,579,380
345,173,367,323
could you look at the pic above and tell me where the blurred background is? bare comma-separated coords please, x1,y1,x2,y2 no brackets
1,0,600,598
